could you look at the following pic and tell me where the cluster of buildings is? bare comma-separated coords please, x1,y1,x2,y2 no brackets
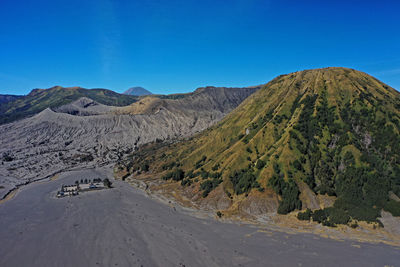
56,179,105,198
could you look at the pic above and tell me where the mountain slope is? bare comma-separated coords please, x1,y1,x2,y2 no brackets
123,87,152,96
126,67,400,226
0,86,259,192
0,86,138,124
117,86,261,116
0,94,22,104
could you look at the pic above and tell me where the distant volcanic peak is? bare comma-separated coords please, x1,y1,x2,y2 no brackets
123,87,152,96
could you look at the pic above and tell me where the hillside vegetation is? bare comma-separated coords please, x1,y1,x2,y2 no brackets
126,67,400,227
0,86,138,124
0,94,22,104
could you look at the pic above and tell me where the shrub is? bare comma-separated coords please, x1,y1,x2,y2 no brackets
103,178,112,188
297,208,312,221
141,163,149,172
212,163,220,171
350,222,358,228
2,153,14,162
312,209,328,223
384,200,400,217
200,178,222,197
255,160,266,170
210,172,221,179
171,169,185,181
293,160,303,171
162,162,176,170
326,207,350,225
195,156,207,169
200,169,209,179
304,207,350,226
181,179,192,186
162,169,185,181
186,170,195,178
79,153,93,162
230,169,260,195
273,162,281,174
268,175,302,214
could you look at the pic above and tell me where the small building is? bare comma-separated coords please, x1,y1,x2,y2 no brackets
56,180,106,198
63,184,78,192
57,190,78,198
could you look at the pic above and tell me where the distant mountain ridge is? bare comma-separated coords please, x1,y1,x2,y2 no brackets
0,94,22,104
0,85,260,189
123,87,152,96
0,86,138,124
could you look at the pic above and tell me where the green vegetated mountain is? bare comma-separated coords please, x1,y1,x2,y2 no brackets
129,67,400,227
0,86,138,124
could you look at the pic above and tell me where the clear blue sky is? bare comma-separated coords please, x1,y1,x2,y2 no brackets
0,0,399,95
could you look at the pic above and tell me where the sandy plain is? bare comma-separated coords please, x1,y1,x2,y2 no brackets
1,167,400,267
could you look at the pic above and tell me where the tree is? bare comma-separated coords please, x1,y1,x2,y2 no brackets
297,208,312,221
200,178,222,197
230,169,260,195
171,169,184,181
141,163,149,172
255,160,266,169
268,175,302,214
103,178,112,188
2,152,14,162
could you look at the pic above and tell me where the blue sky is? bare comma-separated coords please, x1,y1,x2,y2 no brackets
0,0,399,95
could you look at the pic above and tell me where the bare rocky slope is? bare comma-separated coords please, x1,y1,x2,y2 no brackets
0,86,259,197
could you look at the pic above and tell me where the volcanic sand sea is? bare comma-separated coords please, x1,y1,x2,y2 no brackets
0,168,399,267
